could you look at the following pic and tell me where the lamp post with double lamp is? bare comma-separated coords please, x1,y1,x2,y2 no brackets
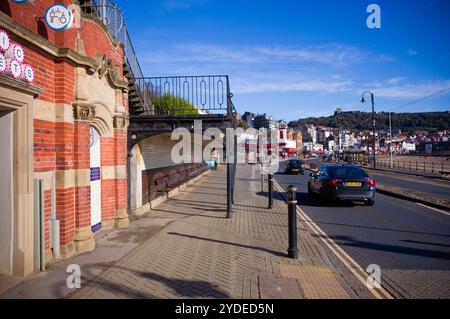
361,91,377,169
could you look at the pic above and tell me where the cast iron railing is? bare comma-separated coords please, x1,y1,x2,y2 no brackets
134,75,236,116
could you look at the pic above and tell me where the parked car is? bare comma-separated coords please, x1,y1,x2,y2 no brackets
285,158,305,175
308,165,376,206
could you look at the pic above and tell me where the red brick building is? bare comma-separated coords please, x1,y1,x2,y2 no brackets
0,0,129,276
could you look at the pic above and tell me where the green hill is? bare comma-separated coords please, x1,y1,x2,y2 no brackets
288,111,450,133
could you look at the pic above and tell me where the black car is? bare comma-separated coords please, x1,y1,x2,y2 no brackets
308,165,376,206
285,159,304,175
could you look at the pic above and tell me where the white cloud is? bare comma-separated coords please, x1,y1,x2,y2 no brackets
407,49,418,56
139,43,394,67
386,77,406,85
372,80,450,98
136,41,449,101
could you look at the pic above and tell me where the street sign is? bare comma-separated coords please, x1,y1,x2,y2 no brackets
45,4,73,31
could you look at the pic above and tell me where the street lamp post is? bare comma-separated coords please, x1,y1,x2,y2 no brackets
361,91,377,169
389,112,393,168
335,107,343,161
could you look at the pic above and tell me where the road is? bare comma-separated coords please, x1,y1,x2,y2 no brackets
367,170,450,201
274,160,450,298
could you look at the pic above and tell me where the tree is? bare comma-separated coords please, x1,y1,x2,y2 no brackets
153,93,199,115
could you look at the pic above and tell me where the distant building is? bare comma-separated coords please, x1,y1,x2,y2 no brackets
402,141,416,154
242,112,255,128
254,113,277,130
293,131,303,154
417,141,450,155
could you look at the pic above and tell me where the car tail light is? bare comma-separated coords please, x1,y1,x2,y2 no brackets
365,178,377,187
326,178,342,187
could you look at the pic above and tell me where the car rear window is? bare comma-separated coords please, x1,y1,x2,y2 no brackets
288,160,301,168
328,167,368,178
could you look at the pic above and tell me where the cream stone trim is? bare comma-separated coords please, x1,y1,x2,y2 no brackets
115,165,127,180
55,170,76,189
75,169,91,188
34,171,54,189
101,165,126,180
34,100,55,122
34,102,75,124
0,82,35,277
101,166,115,180
55,104,75,123
0,74,41,98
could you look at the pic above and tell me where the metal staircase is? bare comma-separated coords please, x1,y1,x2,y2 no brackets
79,0,148,115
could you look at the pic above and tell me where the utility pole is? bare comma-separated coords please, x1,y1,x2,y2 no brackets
389,112,393,168
336,108,342,161
361,91,377,169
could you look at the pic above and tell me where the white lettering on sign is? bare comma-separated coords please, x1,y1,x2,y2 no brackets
0,29,10,52
9,59,21,78
12,44,25,63
45,4,72,31
0,53,6,73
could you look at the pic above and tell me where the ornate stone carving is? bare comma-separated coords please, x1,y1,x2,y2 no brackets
93,54,113,79
113,113,129,130
73,103,95,122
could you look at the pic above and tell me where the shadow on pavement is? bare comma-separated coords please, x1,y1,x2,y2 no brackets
68,263,230,299
167,232,286,257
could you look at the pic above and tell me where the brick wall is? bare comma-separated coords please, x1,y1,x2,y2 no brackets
56,187,75,246
1,0,129,259
142,164,209,204
34,119,56,172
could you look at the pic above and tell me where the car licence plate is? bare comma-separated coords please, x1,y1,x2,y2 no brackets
292,169,299,172
346,182,362,187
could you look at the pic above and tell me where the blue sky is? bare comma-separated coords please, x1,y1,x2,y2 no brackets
116,0,450,121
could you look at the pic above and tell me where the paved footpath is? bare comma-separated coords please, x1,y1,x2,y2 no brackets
69,164,354,299
1,164,357,299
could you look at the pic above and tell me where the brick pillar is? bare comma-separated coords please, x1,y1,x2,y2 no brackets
54,121,76,257
100,137,116,230
73,120,95,253
113,117,129,229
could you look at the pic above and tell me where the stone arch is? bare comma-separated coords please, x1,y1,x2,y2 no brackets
91,102,114,137
73,102,114,137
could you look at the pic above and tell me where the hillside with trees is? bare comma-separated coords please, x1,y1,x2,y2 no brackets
288,111,450,133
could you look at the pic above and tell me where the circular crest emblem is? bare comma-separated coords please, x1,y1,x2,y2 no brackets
45,4,72,31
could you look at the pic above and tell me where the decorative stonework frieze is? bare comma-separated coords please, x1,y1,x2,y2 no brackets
73,103,96,122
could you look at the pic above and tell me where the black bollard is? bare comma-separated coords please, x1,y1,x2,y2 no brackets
268,174,274,209
287,185,298,259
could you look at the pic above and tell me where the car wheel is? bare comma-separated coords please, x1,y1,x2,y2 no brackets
365,199,375,206
308,184,315,197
